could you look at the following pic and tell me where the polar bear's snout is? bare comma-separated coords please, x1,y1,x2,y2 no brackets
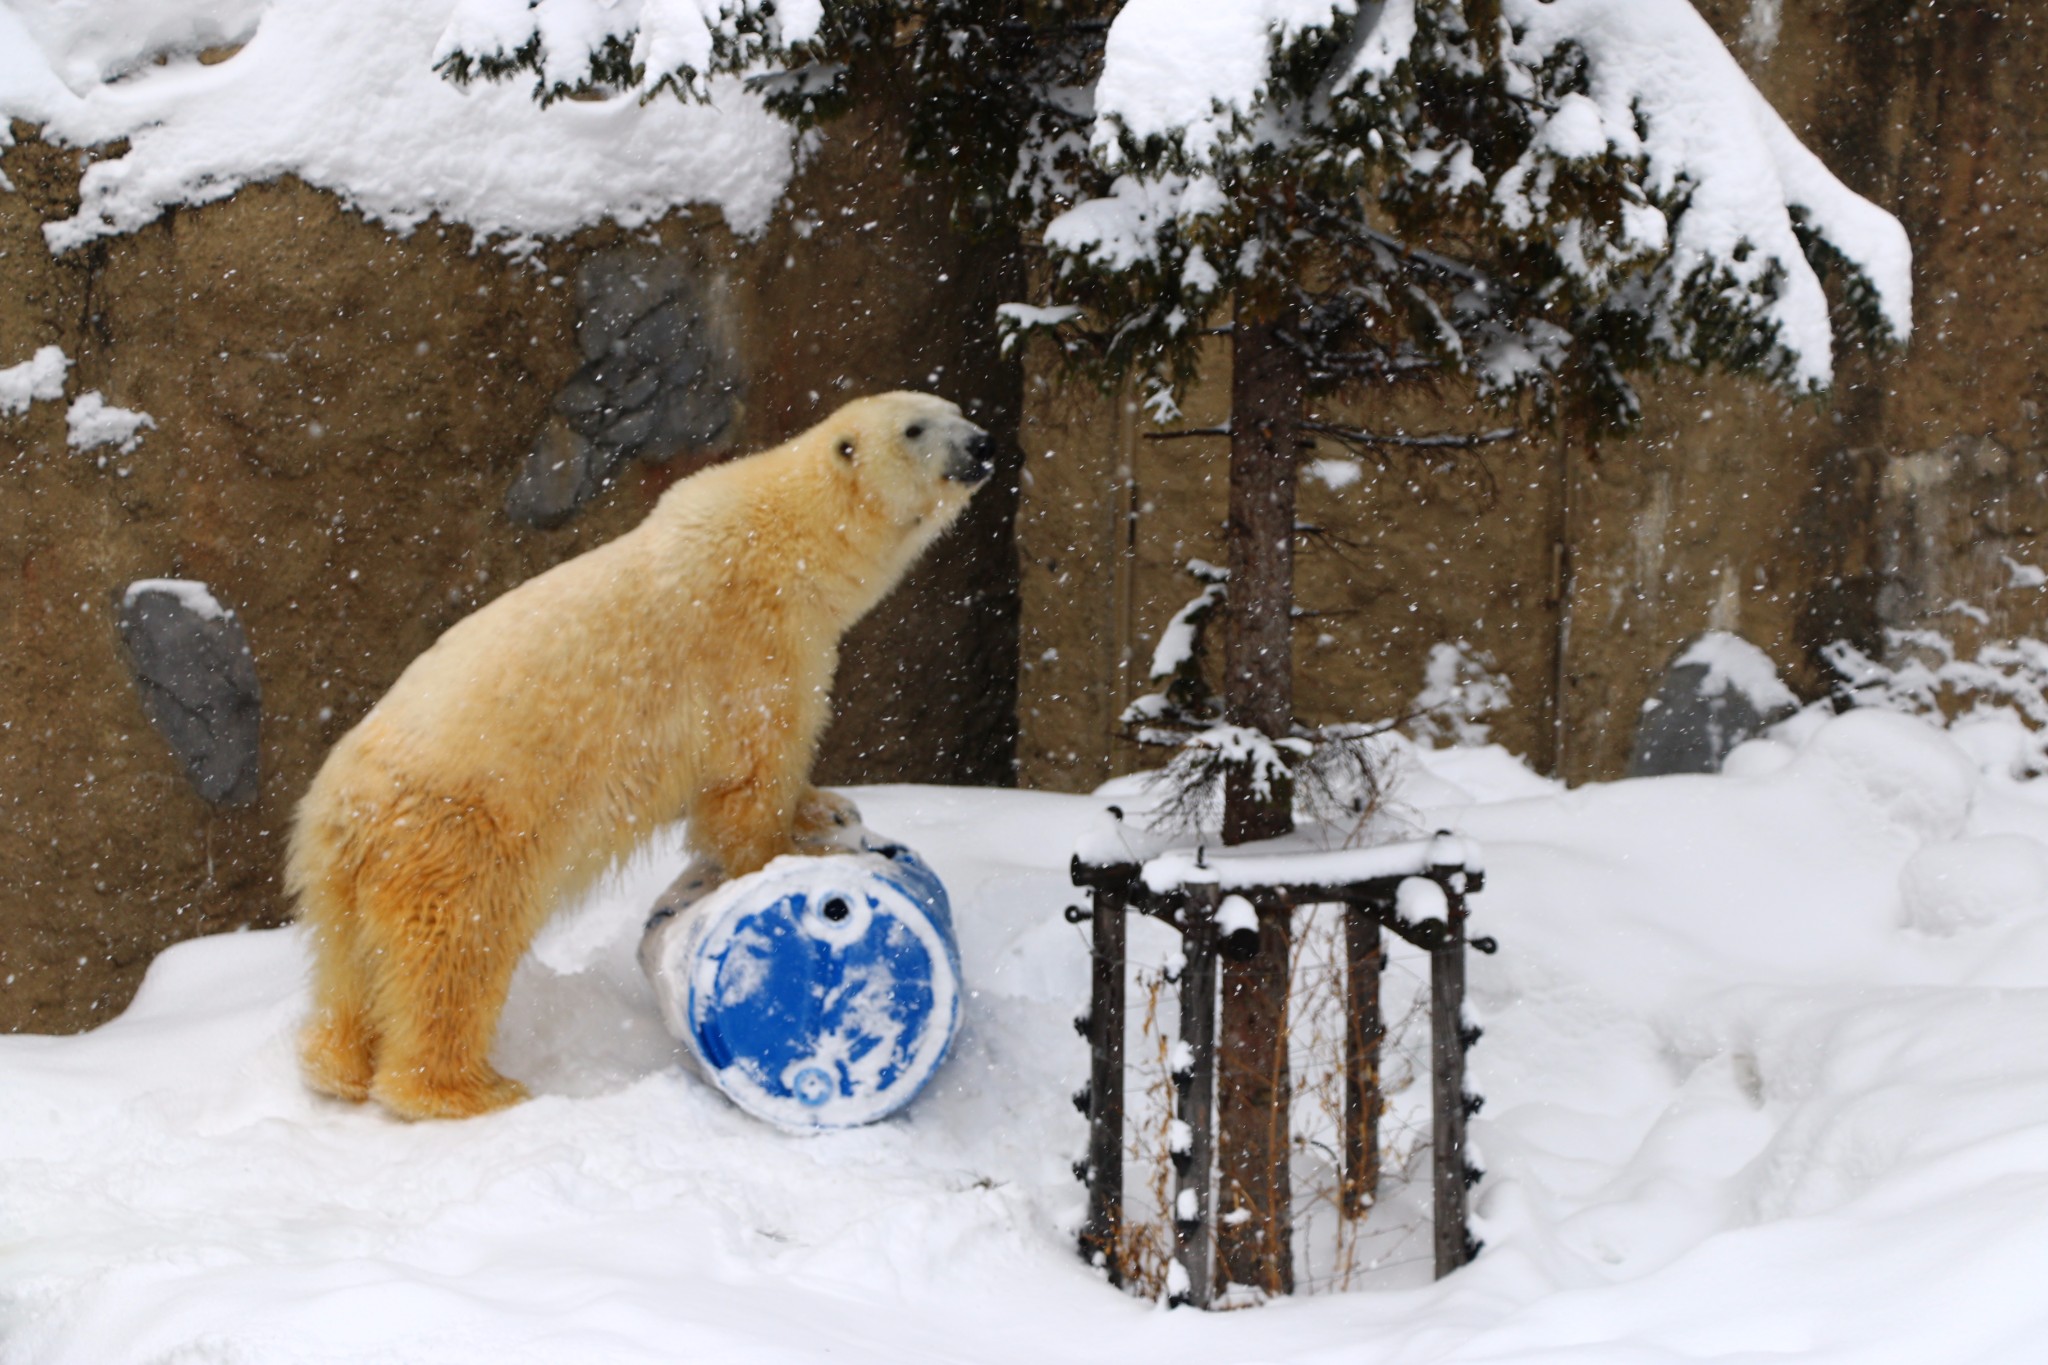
946,427,996,485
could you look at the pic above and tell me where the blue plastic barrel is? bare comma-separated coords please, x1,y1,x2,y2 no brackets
639,839,961,1131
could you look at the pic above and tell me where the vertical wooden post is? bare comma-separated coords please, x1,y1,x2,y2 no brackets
1341,905,1385,1218
1216,890,1294,1297
1173,890,1219,1308
1080,882,1127,1280
1429,880,1473,1280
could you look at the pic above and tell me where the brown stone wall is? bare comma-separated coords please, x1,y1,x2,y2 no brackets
0,109,1020,1033
1018,0,2048,792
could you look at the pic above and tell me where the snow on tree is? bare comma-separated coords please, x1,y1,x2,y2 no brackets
434,0,1113,236
1048,0,1908,393
1005,0,1911,855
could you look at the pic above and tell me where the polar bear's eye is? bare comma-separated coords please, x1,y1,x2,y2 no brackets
837,439,855,460
905,423,925,439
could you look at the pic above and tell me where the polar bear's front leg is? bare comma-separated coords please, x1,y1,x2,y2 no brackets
690,674,839,876
691,774,805,878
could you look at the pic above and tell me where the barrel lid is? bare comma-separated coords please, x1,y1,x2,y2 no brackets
673,851,959,1131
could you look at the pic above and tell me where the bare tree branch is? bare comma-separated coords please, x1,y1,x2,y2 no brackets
1300,420,1519,450
1142,424,1233,441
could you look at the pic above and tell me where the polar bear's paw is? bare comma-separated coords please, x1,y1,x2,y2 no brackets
300,1012,377,1104
372,1066,530,1122
794,786,864,853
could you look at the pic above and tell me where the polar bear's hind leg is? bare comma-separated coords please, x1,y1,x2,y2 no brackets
354,809,538,1121
298,876,380,1104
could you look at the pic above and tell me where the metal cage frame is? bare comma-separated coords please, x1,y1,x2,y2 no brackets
1068,832,1493,1306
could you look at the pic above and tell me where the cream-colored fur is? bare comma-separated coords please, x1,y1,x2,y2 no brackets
288,392,992,1120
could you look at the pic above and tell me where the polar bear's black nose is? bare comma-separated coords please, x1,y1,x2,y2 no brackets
949,430,996,484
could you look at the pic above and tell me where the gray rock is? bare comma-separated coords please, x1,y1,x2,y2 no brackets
506,246,741,528
575,250,687,363
1627,631,1800,778
504,418,610,531
117,581,262,806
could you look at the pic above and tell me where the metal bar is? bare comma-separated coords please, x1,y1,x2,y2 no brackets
1173,887,1219,1309
1430,877,1473,1280
1080,882,1127,1281
1341,904,1384,1218
1068,856,1141,890
1108,874,1480,921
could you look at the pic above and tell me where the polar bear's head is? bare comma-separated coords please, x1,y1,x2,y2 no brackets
821,391,994,536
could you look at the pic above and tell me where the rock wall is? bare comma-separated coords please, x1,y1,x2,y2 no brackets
9,0,2041,1029
1559,0,2048,780
1017,0,2048,792
0,112,1020,1033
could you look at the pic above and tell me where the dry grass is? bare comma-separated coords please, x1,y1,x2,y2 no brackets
1109,908,1437,1300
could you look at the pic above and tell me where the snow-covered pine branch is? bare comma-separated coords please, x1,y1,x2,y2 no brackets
1827,630,2048,739
437,2,1115,236
434,0,823,104
1017,0,1911,416
1119,559,1228,731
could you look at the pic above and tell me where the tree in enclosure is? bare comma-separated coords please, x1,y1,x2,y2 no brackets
434,0,1910,1299
434,0,1907,844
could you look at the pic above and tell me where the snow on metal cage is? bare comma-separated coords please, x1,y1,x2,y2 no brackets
1067,814,1493,1306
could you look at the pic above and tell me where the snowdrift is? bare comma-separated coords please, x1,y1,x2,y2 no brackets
6,710,2048,1362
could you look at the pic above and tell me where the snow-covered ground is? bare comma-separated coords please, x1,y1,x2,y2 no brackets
8,708,2048,1363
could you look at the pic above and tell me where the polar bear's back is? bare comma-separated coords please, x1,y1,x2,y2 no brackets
305,445,822,886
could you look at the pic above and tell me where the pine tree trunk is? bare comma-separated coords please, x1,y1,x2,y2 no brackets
1221,306,1304,845
1216,897,1294,1296
1214,301,1305,1298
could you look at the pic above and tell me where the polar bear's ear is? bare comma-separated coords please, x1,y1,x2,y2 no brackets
836,438,856,460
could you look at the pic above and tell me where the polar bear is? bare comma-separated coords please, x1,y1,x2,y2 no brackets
288,392,994,1120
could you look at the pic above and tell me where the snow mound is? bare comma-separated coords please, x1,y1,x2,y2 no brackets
1798,708,1979,841
0,0,794,253
0,344,69,414
1722,735,1797,778
1900,834,2048,936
